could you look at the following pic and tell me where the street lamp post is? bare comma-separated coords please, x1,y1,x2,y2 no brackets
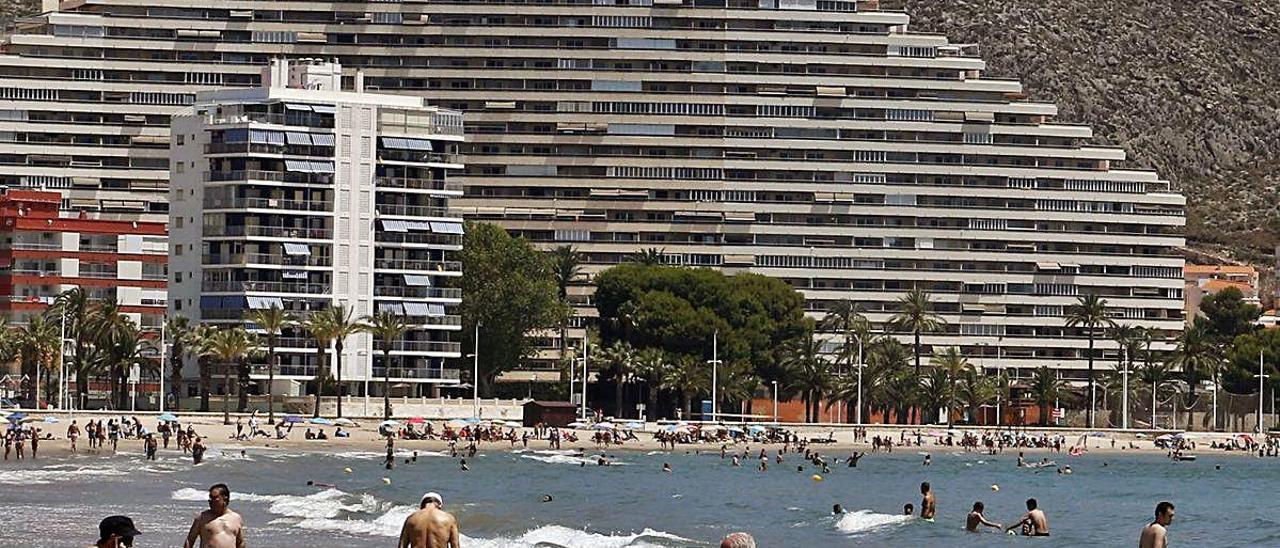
1121,346,1130,430
771,380,778,423
707,330,721,422
1256,349,1268,435
471,322,480,419
855,334,864,424
158,318,165,414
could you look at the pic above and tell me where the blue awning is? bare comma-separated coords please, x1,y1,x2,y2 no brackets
430,222,464,234
285,132,313,145
283,243,310,256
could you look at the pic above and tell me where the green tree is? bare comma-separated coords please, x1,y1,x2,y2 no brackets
930,347,970,427
920,368,949,424
598,340,636,418
303,312,338,418
460,222,566,394
164,316,197,410
210,326,255,423
246,306,291,424
550,245,582,371
660,354,710,418
781,325,831,423
1198,286,1261,343
1029,366,1065,426
319,304,361,418
629,247,666,266
362,311,410,420
1169,322,1220,430
820,299,870,419
632,346,667,417
1064,294,1116,428
190,325,218,412
958,369,996,425
52,288,92,405
888,288,943,423
865,337,911,423
17,313,59,406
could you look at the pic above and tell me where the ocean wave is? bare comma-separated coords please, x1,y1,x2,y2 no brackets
465,525,696,548
172,487,366,519
835,510,912,536
0,466,130,485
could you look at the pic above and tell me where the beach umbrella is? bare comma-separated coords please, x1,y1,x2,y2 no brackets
309,417,334,426
445,420,469,429
333,418,357,426
500,420,522,427
42,416,58,424
746,425,766,434
462,417,481,424
567,421,590,429
157,412,179,422
406,417,426,425
380,420,400,427
727,426,744,434
592,422,615,430
6,412,26,422
1154,434,1174,442
622,421,644,430
282,415,304,424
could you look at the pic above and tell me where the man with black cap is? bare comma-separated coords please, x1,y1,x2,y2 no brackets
94,516,141,548
397,491,460,548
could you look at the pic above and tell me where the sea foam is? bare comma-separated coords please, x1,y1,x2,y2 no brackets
835,510,912,535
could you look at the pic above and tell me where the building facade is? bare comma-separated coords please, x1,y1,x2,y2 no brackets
1183,263,1259,325
1,0,1184,383
168,60,464,398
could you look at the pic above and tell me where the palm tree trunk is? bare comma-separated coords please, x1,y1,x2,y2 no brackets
913,330,921,424
313,347,324,418
266,343,276,425
170,346,184,412
382,349,393,420
615,376,625,419
236,357,250,412
222,361,232,425
335,342,344,418
1087,333,1096,428
198,358,210,412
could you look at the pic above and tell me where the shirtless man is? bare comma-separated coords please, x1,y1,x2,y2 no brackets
68,420,80,453
919,482,936,520
1139,501,1174,548
1006,498,1049,536
966,501,1002,532
183,483,245,548
398,492,460,548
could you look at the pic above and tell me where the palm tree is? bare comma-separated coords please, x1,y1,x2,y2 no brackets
88,300,132,408
550,245,582,369
99,321,155,411
246,305,291,424
1029,366,1065,426
920,368,950,424
1169,322,1219,430
632,346,667,417
1064,294,1116,428
190,325,218,412
322,304,361,418
1138,360,1175,430
889,288,944,423
782,325,832,423
599,340,636,418
303,311,338,418
720,360,760,418
660,354,710,419
210,326,254,423
17,313,60,406
865,337,911,423
930,347,970,427
361,311,410,420
1110,324,1143,427
820,299,870,419
164,316,196,410
52,288,91,406
630,247,666,266
958,369,997,425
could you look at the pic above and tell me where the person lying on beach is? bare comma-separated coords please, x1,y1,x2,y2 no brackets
1005,498,1049,536
966,502,1002,532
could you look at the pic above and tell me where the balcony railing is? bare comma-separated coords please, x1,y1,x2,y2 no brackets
207,225,333,240
204,196,333,212
8,242,61,250
373,258,462,272
375,232,462,247
377,151,460,165
373,340,462,353
406,314,463,327
208,111,334,129
201,280,331,294
203,253,333,267
205,170,334,186
373,286,462,300
374,203,453,218
374,177,462,193
371,367,462,380
204,142,334,157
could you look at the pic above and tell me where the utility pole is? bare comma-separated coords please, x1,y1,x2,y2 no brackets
581,335,589,421
855,333,864,424
707,330,721,422
472,321,480,419
1256,349,1268,435
1121,346,1129,430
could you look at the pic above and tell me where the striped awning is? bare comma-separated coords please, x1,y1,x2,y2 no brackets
283,103,312,111
377,302,405,314
285,132,313,145
310,133,336,146
284,159,312,172
404,274,432,287
429,222,464,234
281,270,307,279
310,104,336,114
283,243,310,256
380,137,433,151
380,219,409,232
247,296,284,309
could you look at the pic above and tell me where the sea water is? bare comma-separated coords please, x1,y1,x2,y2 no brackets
0,445,1276,547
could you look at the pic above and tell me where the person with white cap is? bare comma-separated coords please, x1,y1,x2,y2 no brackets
398,491,460,548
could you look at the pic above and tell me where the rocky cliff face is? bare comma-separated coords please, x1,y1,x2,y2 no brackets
899,0,1280,264
0,0,36,27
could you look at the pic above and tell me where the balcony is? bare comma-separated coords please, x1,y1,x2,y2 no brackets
203,196,333,213
203,253,333,267
377,150,460,165
8,242,61,250
208,111,333,129
374,177,462,193
371,367,462,380
375,232,462,247
201,280,331,294
373,286,462,300
407,314,463,327
208,225,333,240
373,340,462,354
206,170,333,186
374,203,453,218
373,258,462,272
204,142,334,157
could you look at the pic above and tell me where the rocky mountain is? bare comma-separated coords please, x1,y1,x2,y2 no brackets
3,0,1278,264
898,0,1280,266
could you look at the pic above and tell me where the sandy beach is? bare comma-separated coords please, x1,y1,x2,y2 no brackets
3,410,1265,462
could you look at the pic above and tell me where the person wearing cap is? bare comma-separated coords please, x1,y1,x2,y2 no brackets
94,516,141,548
398,491,460,548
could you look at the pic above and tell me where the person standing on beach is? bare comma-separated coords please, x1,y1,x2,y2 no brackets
68,420,80,452
183,483,245,548
919,482,936,520
398,492,460,548
1139,501,1174,548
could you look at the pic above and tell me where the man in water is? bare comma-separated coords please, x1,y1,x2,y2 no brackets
398,492,460,548
94,515,142,548
903,503,914,516
919,482,936,520
183,483,245,548
965,501,1002,532
832,504,844,515
191,437,206,465
1006,498,1049,536
1139,501,1174,548
68,420,80,453
719,532,756,548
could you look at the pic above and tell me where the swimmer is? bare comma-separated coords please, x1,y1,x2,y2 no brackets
306,480,336,489
662,462,672,473
1139,501,1174,548
922,453,931,466
732,455,740,467
541,494,554,503
966,501,1002,532
1017,451,1026,467
919,482,936,520
398,492,460,548
1006,498,1050,536
459,459,469,472
903,503,914,516
832,503,844,515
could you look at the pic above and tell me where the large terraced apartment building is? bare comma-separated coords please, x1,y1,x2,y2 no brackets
0,0,1184,383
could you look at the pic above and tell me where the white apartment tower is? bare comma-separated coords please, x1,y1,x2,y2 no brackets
4,0,1184,384
168,60,465,398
